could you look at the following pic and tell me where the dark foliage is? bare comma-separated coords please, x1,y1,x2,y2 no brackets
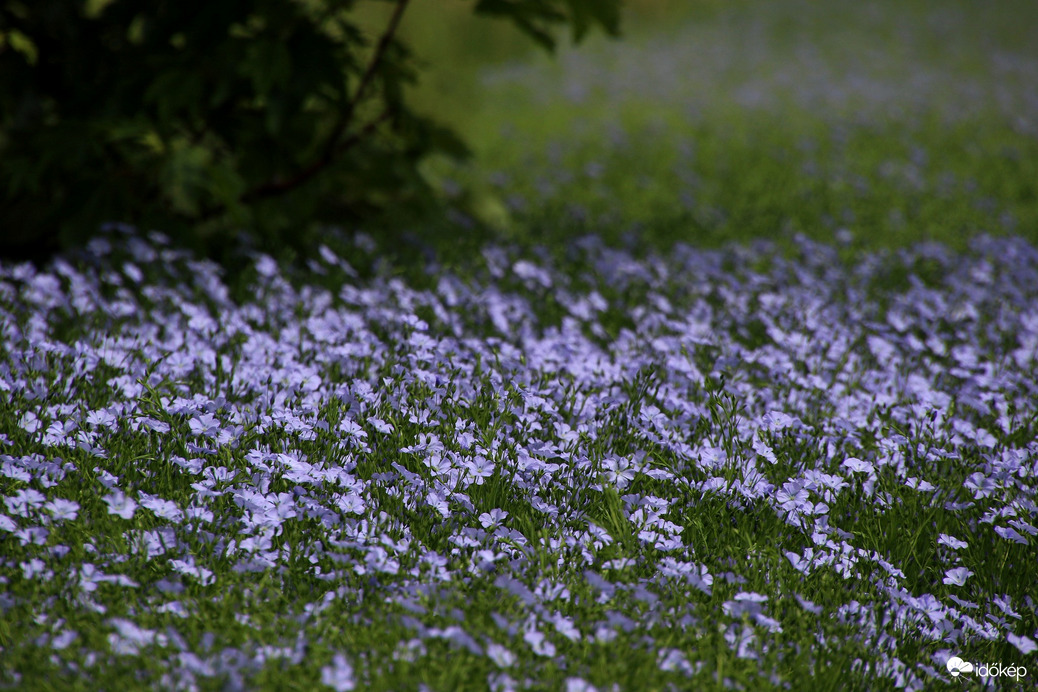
0,0,619,263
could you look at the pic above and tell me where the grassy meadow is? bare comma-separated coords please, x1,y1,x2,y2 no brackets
2,0,1038,690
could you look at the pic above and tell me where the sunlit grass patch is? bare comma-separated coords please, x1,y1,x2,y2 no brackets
418,0,1038,259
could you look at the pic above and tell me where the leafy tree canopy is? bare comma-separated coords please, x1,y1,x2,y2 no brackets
0,0,620,263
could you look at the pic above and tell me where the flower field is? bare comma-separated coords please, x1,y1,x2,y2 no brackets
1,226,1036,690
3,0,1038,689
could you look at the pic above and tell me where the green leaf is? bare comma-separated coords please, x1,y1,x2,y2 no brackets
472,0,567,52
144,69,205,125
564,0,621,42
243,39,292,97
206,159,247,212
159,138,213,216
0,28,38,65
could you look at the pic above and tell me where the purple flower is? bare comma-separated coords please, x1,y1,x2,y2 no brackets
523,624,556,657
169,559,214,585
479,508,509,529
336,493,366,515
321,653,356,691
761,410,795,431
138,494,183,522
42,420,77,446
752,437,778,464
368,417,393,434
255,255,279,279
45,498,80,522
476,550,504,568
21,558,50,580
137,417,170,434
512,260,552,289
1007,633,1037,655
723,592,768,618
1008,519,1038,537
658,648,694,675
994,525,1029,545
486,642,516,668
488,673,519,692
424,452,454,477
550,613,581,642
51,630,78,650
603,456,636,488
841,457,874,475
6,488,45,516
964,472,996,499
942,567,973,586
993,595,1021,619
937,534,968,550
339,418,368,439
107,618,161,655
776,480,825,520
103,490,137,520
188,412,221,437
564,679,597,692
910,593,947,624
725,623,758,660
18,412,42,434
79,564,102,593
459,454,493,486
795,594,822,615
785,550,812,574
904,476,935,492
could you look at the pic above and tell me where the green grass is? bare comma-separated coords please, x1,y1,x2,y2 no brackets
2,0,1037,689
2,227,1036,689
384,0,1038,267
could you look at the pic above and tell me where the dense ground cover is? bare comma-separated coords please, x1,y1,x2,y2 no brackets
2,227,1037,690
3,0,1038,689
426,0,1038,257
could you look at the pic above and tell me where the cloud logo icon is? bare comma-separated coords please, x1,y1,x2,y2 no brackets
947,656,974,677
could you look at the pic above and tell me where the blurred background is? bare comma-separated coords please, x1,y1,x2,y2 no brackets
365,0,1038,256
2,0,1036,264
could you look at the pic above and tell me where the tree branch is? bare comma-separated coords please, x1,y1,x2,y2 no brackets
240,106,392,204
328,0,411,160
236,0,411,206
